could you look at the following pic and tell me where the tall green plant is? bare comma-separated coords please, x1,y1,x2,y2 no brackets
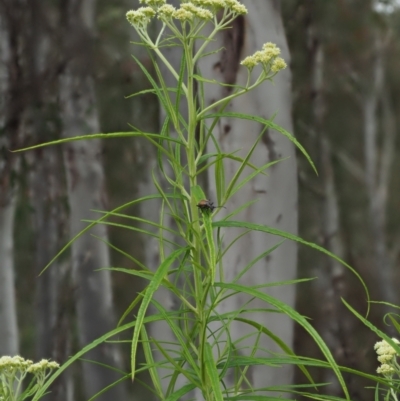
18,1,378,400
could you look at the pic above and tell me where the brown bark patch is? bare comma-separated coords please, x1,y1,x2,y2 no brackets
220,15,245,87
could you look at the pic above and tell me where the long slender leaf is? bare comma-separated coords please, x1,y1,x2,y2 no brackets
202,112,317,175
131,247,190,381
204,342,224,401
31,316,164,401
215,282,350,400
140,325,165,400
165,383,196,401
233,317,316,387
213,220,369,310
14,131,183,152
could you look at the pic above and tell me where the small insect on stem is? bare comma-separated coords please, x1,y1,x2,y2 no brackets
196,199,225,213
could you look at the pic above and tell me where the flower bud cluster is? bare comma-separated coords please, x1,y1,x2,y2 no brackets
374,338,400,376
241,42,286,73
0,355,33,373
127,0,247,28
27,359,60,373
0,355,60,400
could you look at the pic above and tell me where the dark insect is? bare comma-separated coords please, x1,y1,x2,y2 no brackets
196,199,224,213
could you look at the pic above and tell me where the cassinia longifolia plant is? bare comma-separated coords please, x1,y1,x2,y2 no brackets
0,356,59,401
13,0,400,400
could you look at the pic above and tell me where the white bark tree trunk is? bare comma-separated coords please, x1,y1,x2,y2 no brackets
59,0,128,399
0,198,19,356
198,0,297,391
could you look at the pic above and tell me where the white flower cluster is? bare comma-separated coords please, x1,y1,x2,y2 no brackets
28,359,60,373
241,42,287,73
0,355,59,374
127,0,247,27
0,355,33,373
374,338,399,376
1,355,60,401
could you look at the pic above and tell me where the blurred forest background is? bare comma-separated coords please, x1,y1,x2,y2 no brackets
1,0,400,400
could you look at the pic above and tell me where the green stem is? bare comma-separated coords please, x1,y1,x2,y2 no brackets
184,32,213,399
141,30,189,95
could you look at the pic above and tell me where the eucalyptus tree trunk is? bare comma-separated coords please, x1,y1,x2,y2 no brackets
0,5,22,357
59,0,128,399
308,29,347,395
198,0,297,390
22,0,62,362
0,198,18,356
362,34,395,307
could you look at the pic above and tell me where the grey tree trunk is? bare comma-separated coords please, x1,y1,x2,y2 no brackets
198,0,297,391
29,149,62,355
362,34,395,307
0,5,21,357
0,197,18,356
59,0,128,399
308,32,347,395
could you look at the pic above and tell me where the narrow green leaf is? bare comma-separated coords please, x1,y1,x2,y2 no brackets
140,325,165,400
165,384,196,401
342,299,400,356
31,318,151,401
388,315,400,334
151,299,201,382
35,194,180,274
204,342,224,401
215,155,225,204
215,282,350,400
203,112,318,175
229,158,287,199
223,129,268,203
191,185,206,203
233,317,316,387
131,247,189,381
213,220,369,311
131,54,171,123
203,212,216,284
175,52,186,114
14,131,182,152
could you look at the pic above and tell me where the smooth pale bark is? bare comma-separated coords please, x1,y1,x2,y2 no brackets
198,0,297,391
0,198,19,356
0,9,19,357
61,73,128,401
59,0,128,399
